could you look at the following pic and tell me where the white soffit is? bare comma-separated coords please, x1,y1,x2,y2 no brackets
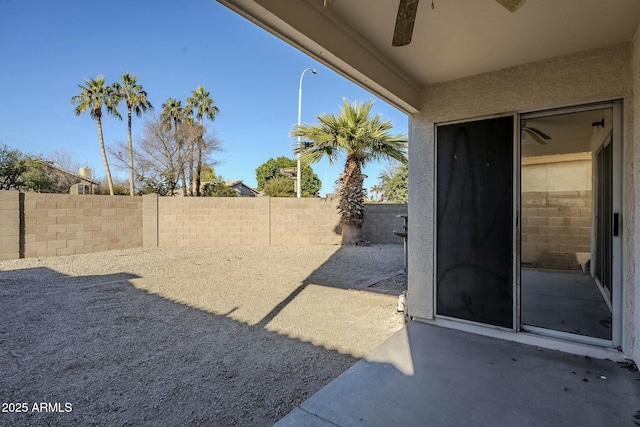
335,0,640,85
218,0,640,113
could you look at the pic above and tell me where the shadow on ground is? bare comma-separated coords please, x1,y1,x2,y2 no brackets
0,268,356,427
0,245,405,426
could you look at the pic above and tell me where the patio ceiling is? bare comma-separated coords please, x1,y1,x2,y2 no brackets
218,0,640,114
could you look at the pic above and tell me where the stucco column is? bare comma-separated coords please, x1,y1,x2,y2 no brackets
408,112,435,319
631,25,640,361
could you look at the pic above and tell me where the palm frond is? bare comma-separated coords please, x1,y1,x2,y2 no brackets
186,85,219,124
290,99,407,228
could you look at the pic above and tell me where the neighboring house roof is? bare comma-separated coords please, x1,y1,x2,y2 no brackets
224,180,260,197
173,180,260,197
36,160,100,185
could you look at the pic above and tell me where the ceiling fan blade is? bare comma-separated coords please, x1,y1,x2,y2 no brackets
392,0,419,47
526,126,551,140
494,0,526,12
523,129,547,145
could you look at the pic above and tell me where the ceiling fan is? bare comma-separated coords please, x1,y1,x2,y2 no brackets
521,121,551,145
324,0,527,47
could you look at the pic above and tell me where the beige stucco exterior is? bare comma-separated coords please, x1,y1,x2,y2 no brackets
408,40,640,358
631,24,640,361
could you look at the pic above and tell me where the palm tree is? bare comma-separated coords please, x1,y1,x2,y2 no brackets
71,76,121,196
161,98,187,195
114,72,153,196
187,86,219,196
292,99,407,244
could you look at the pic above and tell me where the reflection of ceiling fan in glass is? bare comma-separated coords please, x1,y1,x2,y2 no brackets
521,121,552,145
324,0,527,46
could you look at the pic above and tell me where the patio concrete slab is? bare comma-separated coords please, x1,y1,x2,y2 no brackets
275,322,640,427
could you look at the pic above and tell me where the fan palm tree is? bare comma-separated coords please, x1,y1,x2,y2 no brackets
113,72,153,196
161,98,187,195
187,86,219,196
292,99,407,244
71,76,121,195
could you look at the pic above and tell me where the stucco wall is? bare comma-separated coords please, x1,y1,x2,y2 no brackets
631,25,640,363
409,42,637,357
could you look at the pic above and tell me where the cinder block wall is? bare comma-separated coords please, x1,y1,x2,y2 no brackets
270,198,342,245
0,191,20,260
362,204,407,244
157,197,270,247
521,190,592,266
21,193,143,258
2,192,405,259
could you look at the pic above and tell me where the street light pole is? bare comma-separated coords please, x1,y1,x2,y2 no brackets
297,67,317,198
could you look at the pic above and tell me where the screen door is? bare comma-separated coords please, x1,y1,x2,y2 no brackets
436,116,514,328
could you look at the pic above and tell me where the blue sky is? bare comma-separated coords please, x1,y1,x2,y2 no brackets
0,0,407,196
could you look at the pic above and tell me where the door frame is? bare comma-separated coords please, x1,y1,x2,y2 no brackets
518,100,622,348
433,113,519,332
432,101,623,348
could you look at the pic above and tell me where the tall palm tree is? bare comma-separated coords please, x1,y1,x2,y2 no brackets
114,72,153,196
161,98,187,195
292,99,407,244
71,76,121,196
187,86,219,196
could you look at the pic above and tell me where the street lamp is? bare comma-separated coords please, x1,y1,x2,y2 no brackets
297,67,317,198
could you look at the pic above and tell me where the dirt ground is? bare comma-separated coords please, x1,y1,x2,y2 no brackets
0,245,406,427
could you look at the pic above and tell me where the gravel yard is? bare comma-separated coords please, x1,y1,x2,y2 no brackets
0,245,405,426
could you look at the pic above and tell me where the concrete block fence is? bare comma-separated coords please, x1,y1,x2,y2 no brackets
521,190,592,267
0,191,406,260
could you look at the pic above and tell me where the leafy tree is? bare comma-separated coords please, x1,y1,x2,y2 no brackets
137,174,171,196
202,177,237,197
200,164,217,183
187,86,219,196
262,175,295,197
113,72,153,197
292,99,407,243
255,156,321,197
96,179,129,195
0,145,52,192
71,76,121,195
378,162,408,203
0,144,27,190
22,159,55,192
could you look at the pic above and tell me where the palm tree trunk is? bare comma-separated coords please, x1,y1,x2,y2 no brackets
195,116,204,197
188,141,194,196
173,118,187,197
97,116,114,196
179,142,187,197
195,141,203,197
127,107,135,196
338,153,366,244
